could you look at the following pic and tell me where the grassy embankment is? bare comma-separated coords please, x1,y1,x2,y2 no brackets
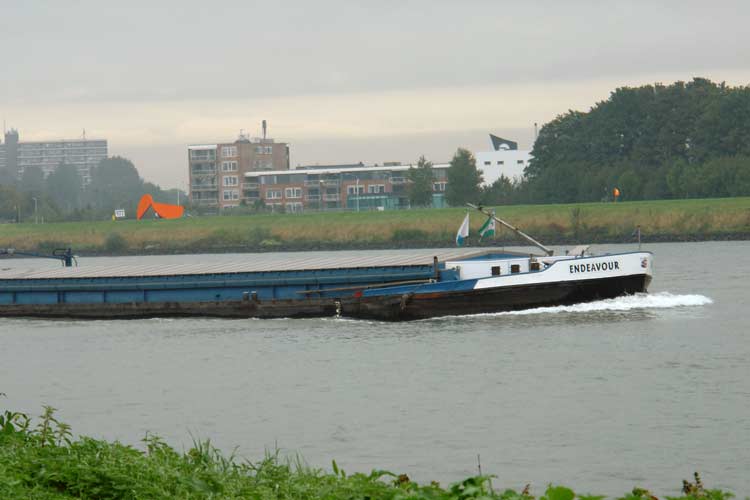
0,407,733,500
1,198,749,255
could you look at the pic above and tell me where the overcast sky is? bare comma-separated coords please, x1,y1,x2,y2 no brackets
2,1,749,188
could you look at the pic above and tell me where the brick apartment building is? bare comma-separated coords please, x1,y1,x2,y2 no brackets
243,163,450,212
188,129,290,210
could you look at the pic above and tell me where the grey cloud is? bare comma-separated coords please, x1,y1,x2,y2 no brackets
2,0,749,105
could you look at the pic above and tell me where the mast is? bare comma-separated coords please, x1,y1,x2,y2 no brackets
467,203,554,256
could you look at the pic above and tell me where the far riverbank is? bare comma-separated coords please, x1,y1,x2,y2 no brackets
1,197,748,256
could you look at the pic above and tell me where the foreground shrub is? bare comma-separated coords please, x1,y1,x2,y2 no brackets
0,407,737,500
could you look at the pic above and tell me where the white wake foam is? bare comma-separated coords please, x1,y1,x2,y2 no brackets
495,292,713,316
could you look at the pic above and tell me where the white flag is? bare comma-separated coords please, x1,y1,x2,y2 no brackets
456,213,469,246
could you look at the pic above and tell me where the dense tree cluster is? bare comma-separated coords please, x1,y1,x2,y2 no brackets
407,156,435,207
0,156,184,223
446,148,483,206
525,78,750,202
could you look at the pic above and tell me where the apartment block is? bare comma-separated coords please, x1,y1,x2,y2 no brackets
189,131,290,210
244,163,450,212
0,129,107,185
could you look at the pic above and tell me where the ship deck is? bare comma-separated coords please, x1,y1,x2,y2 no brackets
0,248,524,280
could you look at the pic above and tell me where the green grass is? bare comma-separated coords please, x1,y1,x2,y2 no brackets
1,198,749,255
0,407,735,500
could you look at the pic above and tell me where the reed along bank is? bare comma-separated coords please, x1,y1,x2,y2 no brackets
1,197,749,256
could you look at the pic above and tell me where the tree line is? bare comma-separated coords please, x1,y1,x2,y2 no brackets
0,157,184,223
409,78,750,208
527,77,750,202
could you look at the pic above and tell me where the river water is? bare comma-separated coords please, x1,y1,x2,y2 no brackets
1,242,748,496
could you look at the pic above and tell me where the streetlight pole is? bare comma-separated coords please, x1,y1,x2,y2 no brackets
355,178,360,212
32,197,38,224
319,180,325,212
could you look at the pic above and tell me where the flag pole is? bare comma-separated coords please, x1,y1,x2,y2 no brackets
637,225,641,251
467,203,554,256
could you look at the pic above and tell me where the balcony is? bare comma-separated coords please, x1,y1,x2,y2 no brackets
323,194,340,201
306,194,321,201
390,177,407,184
304,179,340,187
244,182,260,189
191,184,217,191
190,153,216,162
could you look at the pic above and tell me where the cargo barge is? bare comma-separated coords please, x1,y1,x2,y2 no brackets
0,208,652,321
0,246,651,321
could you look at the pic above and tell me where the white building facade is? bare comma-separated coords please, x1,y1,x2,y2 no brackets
474,134,532,185
475,149,531,185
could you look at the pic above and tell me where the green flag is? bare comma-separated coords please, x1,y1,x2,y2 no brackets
478,213,495,240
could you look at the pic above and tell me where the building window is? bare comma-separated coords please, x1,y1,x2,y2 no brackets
347,185,365,195
497,161,504,165
484,161,491,165
222,189,239,201
255,145,273,155
285,202,303,213
433,182,447,192
285,187,302,199
222,176,239,187
266,189,282,199
254,159,274,169
222,146,237,157
221,161,238,172
517,160,525,164
367,184,385,194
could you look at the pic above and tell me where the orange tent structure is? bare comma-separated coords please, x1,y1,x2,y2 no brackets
136,194,185,220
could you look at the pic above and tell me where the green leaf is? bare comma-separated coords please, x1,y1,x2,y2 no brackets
544,485,576,500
